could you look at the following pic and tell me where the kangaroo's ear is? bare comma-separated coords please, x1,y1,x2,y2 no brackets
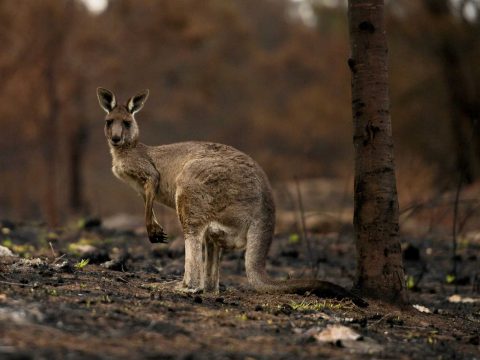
97,87,116,113
127,89,149,114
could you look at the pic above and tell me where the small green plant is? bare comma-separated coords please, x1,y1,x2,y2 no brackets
289,299,352,311
47,232,58,241
101,294,112,303
237,313,248,321
2,238,13,247
74,258,90,270
445,274,456,284
2,239,35,258
77,218,87,229
288,233,300,244
406,275,416,289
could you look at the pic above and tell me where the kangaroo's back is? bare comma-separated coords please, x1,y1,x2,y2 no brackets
144,141,274,216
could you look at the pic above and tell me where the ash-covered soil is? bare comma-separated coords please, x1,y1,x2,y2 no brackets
0,201,479,359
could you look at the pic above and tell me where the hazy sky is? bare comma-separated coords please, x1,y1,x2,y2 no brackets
81,0,108,14
80,0,477,22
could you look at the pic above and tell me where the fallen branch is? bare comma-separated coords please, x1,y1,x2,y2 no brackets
0,280,34,287
294,177,316,275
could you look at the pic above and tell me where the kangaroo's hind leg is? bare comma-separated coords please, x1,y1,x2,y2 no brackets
182,232,204,293
203,234,221,294
175,191,205,293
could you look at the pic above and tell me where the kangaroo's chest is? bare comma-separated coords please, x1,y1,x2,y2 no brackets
112,163,145,196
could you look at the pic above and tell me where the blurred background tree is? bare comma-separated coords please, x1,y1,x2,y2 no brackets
0,0,479,224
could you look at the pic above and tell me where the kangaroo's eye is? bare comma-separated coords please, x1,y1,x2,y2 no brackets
106,119,113,127
123,121,131,129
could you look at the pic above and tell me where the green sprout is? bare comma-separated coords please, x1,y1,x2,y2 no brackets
74,258,90,270
288,233,300,244
237,313,249,321
289,299,352,311
406,275,416,289
2,238,13,247
445,274,456,284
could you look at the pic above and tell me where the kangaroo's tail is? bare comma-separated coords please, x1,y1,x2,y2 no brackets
247,269,368,307
245,218,368,307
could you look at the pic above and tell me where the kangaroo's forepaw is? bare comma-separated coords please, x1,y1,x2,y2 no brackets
148,227,168,244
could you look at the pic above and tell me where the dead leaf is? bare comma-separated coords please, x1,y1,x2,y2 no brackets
448,294,480,303
314,324,362,342
413,304,431,313
0,245,15,257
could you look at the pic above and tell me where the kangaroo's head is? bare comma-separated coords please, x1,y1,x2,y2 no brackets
96,87,149,148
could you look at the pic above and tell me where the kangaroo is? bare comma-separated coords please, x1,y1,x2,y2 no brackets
97,88,367,307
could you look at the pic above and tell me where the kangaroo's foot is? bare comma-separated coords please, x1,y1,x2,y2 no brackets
202,284,220,295
175,281,203,294
148,223,168,243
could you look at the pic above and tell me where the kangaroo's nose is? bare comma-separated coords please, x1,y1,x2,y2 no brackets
111,136,121,144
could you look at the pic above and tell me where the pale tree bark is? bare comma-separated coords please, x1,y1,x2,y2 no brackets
347,0,407,304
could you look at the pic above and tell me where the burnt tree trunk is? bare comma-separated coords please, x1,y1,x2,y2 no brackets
41,0,75,226
44,62,60,227
424,0,480,183
348,0,407,304
68,81,89,214
68,124,88,213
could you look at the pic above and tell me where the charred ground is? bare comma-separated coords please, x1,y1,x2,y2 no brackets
0,206,478,360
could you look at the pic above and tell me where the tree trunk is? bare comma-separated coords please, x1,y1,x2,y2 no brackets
41,0,74,226
424,0,480,184
69,122,88,213
347,0,407,304
44,61,60,227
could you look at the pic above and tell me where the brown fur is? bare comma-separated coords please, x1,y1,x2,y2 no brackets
97,88,367,307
